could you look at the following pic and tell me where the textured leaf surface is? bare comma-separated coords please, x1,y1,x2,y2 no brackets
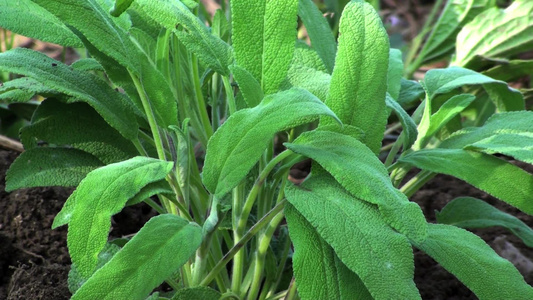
284,64,331,102
454,1,533,69
387,49,404,100
385,95,418,150
285,130,427,242
0,77,56,98
6,148,103,192
298,0,336,73
65,157,173,277
437,197,533,247
203,88,339,197
0,48,138,139
412,224,533,299
398,79,425,106
465,133,533,164
21,99,137,164
171,287,221,300
72,214,202,300
232,0,298,94
399,149,533,215
230,64,263,108
422,67,524,111
321,1,389,153
286,204,372,300
0,0,82,47
135,0,233,75
110,0,134,16
286,175,420,300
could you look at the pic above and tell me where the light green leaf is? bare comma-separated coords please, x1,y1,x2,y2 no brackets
21,99,137,165
422,67,524,112
230,64,264,108
411,224,533,299
483,60,533,82
385,94,418,150
454,1,533,69
202,88,339,198
286,175,421,300
292,41,329,73
110,0,134,17
440,111,533,149
135,0,233,75
388,49,404,100
286,204,372,300
399,148,533,215
232,0,298,94
6,148,103,192
298,0,337,73
321,0,389,154
64,157,173,277
284,64,331,102
0,0,82,47
0,48,139,139
465,132,533,164
437,197,533,247
72,214,202,300
171,287,221,300
285,130,427,242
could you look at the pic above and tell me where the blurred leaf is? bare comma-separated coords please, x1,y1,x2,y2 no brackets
483,60,533,82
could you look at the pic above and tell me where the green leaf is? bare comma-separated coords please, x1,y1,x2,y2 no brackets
230,64,264,108
321,0,389,154
202,88,339,198
232,0,299,94
284,64,331,102
134,0,233,76
64,157,173,277
437,197,533,247
286,175,421,300
72,214,202,300
385,94,418,150
454,1,533,69
397,79,424,107
285,130,427,242
171,287,221,300
0,77,57,99
21,99,137,165
0,0,82,47
110,0,134,17
399,148,533,215
411,224,533,299
422,67,524,112
416,0,493,64
387,49,404,100
286,204,372,300
6,148,103,192
71,58,104,72
126,180,174,206
465,132,533,164
0,48,139,139
298,0,337,73
483,60,533,82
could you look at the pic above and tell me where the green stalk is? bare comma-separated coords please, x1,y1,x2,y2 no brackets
200,200,287,287
191,54,213,139
285,278,298,300
400,170,436,198
231,182,246,293
222,75,237,115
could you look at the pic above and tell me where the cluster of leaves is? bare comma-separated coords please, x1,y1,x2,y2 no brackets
0,0,533,299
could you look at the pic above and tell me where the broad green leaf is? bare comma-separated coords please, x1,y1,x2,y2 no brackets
230,64,263,108
285,130,427,242
0,77,57,99
387,49,404,100
126,180,174,206
286,204,372,300
65,157,173,277
34,0,138,71
483,60,533,82
414,94,476,150
439,111,533,149
286,175,421,300
292,41,329,73
0,89,34,103
232,0,298,94
321,0,389,154
0,0,82,47
70,58,104,72
298,0,337,73
465,132,533,164
437,197,533,247
411,224,533,299
397,79,424,107
72,214,202,300
385,94,418,150
399,148,533,215
415,0,493,65
6,148,103,192
21,99,137,164
135,0,233,76
202,88,339,198
110,0,134,17
171,287,221,300
0,48,139,139
422,67,524,111
454,1,533,69
284,64,331,102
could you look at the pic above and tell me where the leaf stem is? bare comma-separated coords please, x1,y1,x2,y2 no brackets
191,54,213,140
222,75,236,115
400,170,436,197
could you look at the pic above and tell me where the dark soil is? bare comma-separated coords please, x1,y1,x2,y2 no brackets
1,149,533,299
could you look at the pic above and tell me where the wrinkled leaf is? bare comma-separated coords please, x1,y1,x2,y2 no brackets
465,132,533,164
